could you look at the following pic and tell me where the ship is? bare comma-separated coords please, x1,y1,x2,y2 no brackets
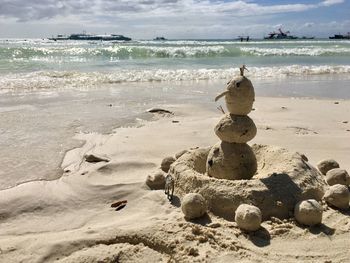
49,33,131,41
329,33,350,39
264,28,298,40
236,36,250,42
153,37,167,41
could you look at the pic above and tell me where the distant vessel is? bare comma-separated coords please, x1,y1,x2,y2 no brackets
153,37,167,41
264,28,298,40
329,33,350,39
236,36,250,42
49,33,131,41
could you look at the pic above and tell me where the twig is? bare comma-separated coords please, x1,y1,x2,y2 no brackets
217,105,225,114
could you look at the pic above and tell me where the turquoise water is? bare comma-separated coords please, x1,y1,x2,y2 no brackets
0,38,350,92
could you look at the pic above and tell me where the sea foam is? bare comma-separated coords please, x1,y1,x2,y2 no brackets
1,65,350,92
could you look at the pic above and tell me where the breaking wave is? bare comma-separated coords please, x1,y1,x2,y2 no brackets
1,65,350,92
240,47,350,56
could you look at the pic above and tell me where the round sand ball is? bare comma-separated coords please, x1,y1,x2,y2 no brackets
235,204,262,231
317,159,340,175
325,168,350,186
161,156,176,172
206,141,257,180
294,200,323,226
146,170,166,190
225,76,255,115
175,150,188,159
181,193,207,219
215,114,257,143
324,184,350,209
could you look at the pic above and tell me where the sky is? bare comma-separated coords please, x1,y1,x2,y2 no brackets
0,0,349,39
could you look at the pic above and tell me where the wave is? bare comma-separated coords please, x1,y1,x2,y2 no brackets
1,45,236,60
1,65,350,92
240,47,350,56
2,44,350,61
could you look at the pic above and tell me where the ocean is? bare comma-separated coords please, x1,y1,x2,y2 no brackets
1,38,350,189
1,38,350,92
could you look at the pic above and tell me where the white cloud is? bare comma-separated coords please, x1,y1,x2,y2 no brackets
320,0,344,7
0,0,346,38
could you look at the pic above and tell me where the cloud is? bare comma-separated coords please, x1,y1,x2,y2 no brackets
0,0,345,22
0,0,347,38
320,0,344,7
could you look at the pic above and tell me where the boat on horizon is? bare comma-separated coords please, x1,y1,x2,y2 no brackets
236,36,250,42
153,37,167,41
49,33,132,41
264,28,298,40
329,33,350,39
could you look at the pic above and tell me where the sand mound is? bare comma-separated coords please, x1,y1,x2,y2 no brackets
170,144,326,220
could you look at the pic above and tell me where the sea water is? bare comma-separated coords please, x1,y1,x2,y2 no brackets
0,38,350,189
1,38,350,92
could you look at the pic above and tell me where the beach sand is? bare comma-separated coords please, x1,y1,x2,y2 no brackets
0,96,349,262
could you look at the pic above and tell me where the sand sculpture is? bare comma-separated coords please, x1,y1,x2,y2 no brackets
166,66,326,223
207,65,257,180
145,66,350,230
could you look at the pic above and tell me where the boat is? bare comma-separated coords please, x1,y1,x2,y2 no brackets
264,28,298,40
49,33,131,41
153,37,167,41
329,33,350,39
236,36,250,42
48,34,69,41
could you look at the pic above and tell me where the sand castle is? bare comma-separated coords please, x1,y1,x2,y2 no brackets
166,66,326,221
146,66,349,228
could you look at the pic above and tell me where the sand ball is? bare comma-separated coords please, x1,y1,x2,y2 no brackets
206,141,257,180
181,193,207,219
146,170,166,190
175,150,188,159
161,156,176,172
317,159,340,175
325,168,350,186
235,204,262,231
294,199,323,226
225,76,255,115
324,184,350,210
214,114,257,143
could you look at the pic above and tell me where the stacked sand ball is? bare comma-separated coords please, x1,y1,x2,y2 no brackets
206,65,257,180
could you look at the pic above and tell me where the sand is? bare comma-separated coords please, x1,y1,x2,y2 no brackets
0,97,349,262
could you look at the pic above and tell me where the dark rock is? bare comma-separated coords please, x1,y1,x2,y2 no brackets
84,154,110,163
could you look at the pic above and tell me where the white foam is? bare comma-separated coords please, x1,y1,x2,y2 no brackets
241,47,350,56
1,65,350,92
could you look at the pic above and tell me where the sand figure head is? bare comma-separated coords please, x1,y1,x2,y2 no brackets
215,65,255,115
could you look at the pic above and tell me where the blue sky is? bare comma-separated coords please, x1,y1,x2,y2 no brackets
0,0,348,39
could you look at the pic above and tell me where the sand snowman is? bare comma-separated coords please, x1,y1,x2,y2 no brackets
206,65,257,180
